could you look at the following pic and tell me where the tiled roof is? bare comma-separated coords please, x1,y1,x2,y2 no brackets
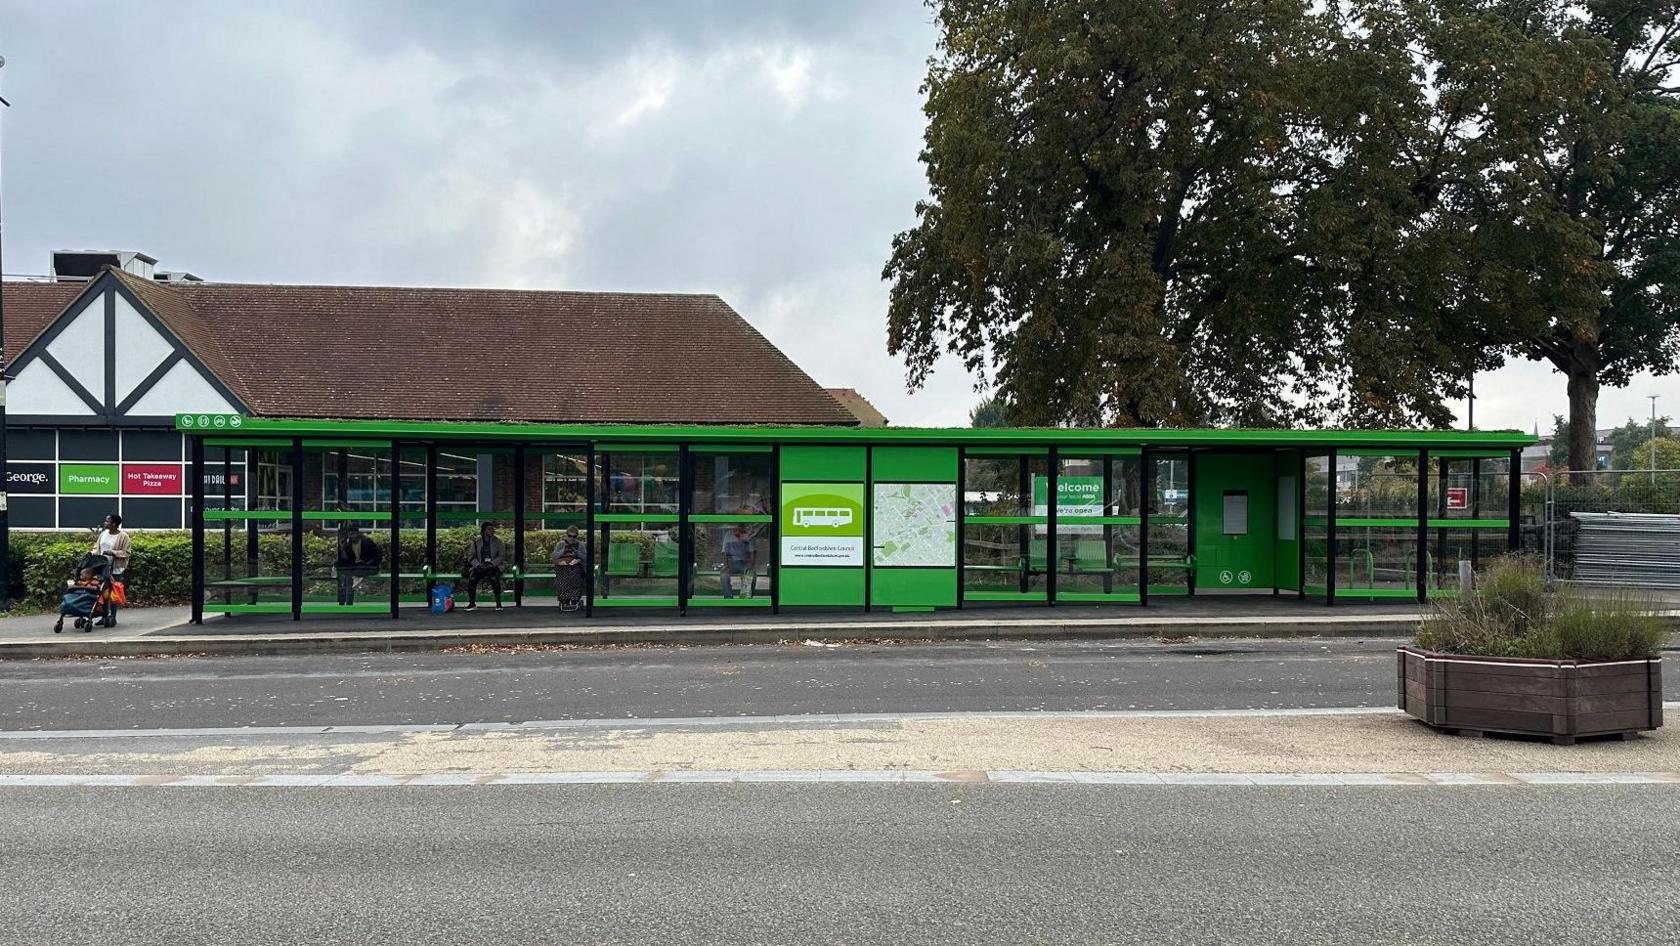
2,281,87,364
825,387,889,426
56,271,856,425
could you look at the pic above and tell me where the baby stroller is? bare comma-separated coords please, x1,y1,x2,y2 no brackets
53,554,118,634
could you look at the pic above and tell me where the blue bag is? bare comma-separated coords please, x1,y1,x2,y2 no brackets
429,583,454,614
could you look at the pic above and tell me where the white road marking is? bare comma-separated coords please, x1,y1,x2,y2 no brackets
0,770,1674,787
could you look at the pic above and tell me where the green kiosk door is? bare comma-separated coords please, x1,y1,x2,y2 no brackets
1193,453,1276,592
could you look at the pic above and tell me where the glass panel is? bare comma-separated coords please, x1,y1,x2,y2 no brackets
1110,457,1142,516
1147,452,1190,592
1336,527,1417,592
304,444,392,609
962,523,1044,594
597,522,680,603
433,449,480,511
964,455,1028,516
687,521,771,602
396,445,428,606
1304,522,1330,592
1336,454,1420,519
521,450,590,607
1427,528,1509,593
1053,524,1136,596
603,453,679,516
1305,454,1331,519
693,453,773,516
207,446,292,613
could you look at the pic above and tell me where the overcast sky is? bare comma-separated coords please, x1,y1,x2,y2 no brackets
0,0,1673,434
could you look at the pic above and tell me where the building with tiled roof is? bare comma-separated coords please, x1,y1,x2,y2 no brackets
2,252,857,528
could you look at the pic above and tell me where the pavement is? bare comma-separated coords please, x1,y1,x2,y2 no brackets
0,597,1436,657
2,783,1673,946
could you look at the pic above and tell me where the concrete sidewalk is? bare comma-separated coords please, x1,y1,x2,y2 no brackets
0,598,1429,658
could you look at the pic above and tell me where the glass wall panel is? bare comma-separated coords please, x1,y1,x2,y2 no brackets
206,445,292,614
1054,524,1137,596
395,445,428,607
303,443,392,612
1427,528,1510,593
596,521,680,603
1336,454,1420,519
1148,453,1191,593
692,452,772,516
1335,527,1417,593
687,521,772,603
962,524,1046,596
522,450,590,608
604,452,679,516
1304,522,1331,592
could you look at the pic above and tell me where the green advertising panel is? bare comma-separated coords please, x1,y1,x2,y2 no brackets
59,464,120,495
781,482,865,567
1031,475,1103,533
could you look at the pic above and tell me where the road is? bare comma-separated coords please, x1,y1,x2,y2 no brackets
0,783,1673,946
0,637,1499,731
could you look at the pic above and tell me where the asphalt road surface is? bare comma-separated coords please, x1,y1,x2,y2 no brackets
0,638,1485,731
1,638,1676,731
1,783,1674,946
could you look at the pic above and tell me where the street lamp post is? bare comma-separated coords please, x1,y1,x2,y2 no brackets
1651,395,1661,485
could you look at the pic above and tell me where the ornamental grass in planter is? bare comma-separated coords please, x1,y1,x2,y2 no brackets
1399,556,1665,744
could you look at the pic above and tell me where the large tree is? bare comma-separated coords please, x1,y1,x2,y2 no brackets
1443,0,1680,472
887,0,1680,445
885,0,1490,427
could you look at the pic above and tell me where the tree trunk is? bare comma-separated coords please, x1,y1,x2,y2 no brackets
1566,366,1600,483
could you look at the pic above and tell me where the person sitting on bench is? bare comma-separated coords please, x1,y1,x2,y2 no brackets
335,525,383,605
463,522,506,611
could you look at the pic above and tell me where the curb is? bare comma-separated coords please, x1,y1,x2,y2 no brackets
0,616,1422,659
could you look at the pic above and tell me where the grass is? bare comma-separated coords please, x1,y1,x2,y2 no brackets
1415,555,1664,661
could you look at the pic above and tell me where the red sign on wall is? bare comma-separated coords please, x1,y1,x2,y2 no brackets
123,464,184,495
1446,487,1469,510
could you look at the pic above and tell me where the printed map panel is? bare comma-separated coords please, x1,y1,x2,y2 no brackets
872,483,956,567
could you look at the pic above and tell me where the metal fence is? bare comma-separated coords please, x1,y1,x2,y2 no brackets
1524,469,1680,589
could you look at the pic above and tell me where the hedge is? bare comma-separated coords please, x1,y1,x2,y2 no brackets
5,526,660,610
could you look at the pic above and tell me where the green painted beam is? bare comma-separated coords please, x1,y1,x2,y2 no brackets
687,514,773,524
180,415,1537,451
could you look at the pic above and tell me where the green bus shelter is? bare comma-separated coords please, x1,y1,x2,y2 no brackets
177,414,1536,623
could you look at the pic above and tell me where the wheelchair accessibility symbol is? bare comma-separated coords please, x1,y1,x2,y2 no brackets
1219,570,1234,585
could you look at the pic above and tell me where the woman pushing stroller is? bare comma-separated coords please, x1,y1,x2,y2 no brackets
53,514,130,633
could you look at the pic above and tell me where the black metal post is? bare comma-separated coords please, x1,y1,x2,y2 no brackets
1416,449,1428,603
1139,447,1151,607
1046,445,1059,606
1326,448,1338,607
0,73,11,612
190,435,204,624
290,437,304,621
584,445,595,617
390,440,401,619
512,445,525,607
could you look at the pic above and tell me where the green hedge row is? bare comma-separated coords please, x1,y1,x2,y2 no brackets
5,527,659,610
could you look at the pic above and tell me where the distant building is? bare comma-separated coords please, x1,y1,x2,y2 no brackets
2,251,857,529
1521,428,1613,472
825,387,888,427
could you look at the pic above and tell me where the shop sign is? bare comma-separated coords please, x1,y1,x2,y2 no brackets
781,482,865,566
59,464,120,495
6,463,55,495
203,469,244,490
1032,475,1104,534
124,464,184,495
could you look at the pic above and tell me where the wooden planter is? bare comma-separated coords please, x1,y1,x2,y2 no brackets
1397,646,1663,745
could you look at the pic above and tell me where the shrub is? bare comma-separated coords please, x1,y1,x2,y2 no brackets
1416,555,1664,661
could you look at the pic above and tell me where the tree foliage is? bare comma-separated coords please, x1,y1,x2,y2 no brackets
886,0,1680,441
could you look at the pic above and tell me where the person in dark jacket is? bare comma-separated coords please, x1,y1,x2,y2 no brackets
335,525,383,605
463,522,506,611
